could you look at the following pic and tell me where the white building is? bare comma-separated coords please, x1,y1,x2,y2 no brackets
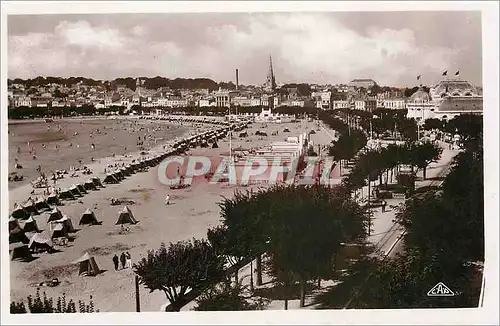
14,96,31,107
354,100,366,111
383,98,406,110
215,89,231,107
406,79,482,121
349,79,377,89
332,100,350,110
198,99,215,107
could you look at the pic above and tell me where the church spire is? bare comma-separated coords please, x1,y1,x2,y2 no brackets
265,55,276,92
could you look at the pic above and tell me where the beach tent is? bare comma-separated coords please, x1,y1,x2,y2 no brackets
76,183,88,194
73,252,102,276
115,206,138,225
84,180,97,191
34,198,51,211
124,165,133,175
50,223,68,239
28,232,54,253
53,215,76,233
103,174,118,184
120,167,131,176
10,242,33,261
23,201,40,216
48,207,64,223
59,189,76,200
9,216,21,232
79,209,100,226
91,177,103,188
11,204,29,220
114,170,124,180
69,185,83,197
21,216,40,233
9,225,29,244
46,193,60,205
212,142,219,149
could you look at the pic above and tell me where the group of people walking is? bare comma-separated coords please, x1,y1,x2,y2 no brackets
112,252,132,270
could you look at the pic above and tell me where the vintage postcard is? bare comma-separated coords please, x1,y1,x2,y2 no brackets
1,1,498,325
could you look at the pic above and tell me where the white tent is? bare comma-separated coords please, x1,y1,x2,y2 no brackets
28,232,54,253
73,252,102,276
52,215,76,233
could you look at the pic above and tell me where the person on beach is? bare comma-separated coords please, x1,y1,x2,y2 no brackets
382,200,387,213
165,194,170,205
125,252,132,268
120,252,126,269
113,254,119,270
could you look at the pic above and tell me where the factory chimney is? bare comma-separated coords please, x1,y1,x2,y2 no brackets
235,69,239,90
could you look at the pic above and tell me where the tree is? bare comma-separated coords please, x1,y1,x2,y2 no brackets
445,114,483,150
423,118,442,131
262,184,367,309
409,141,443,180
217,189,271,286
194,278,269,311
133,239,225,311
441,148,484,262
352,249,482,308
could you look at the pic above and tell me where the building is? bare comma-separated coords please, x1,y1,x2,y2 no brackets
349,79,377,89
405,87,436,121
406,79,482,121
354,100,366,111
215,89,231,108
381,98,406,110
332,100,350,110
14,96,31,107
312,91,332,109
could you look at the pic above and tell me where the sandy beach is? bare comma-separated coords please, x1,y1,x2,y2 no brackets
9,116,336,312
8,117,189,190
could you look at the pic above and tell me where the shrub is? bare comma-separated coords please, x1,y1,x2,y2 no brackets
10,288,98,314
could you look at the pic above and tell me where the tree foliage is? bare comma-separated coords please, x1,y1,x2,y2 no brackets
194,279,269,311
133,239,225,311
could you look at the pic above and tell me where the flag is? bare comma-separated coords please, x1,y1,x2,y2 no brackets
455,70,460,76
417,75,421,80
442,70,448,76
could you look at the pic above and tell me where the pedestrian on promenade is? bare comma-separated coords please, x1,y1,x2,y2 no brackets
113,254,119,270
125,252,132,268
120,252,126,269
382,200,387,213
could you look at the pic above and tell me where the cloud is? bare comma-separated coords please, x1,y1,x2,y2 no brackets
7,14,470,86
54,20,125,50
131,25,147,37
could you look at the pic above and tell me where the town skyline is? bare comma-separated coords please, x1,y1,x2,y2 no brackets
8,11,482,87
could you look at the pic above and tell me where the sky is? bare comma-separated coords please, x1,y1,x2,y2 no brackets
7,11,482,87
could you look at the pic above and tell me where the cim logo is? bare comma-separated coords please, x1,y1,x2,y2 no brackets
157,155,340,186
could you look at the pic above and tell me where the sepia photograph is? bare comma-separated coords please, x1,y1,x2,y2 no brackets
1,1,498,325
